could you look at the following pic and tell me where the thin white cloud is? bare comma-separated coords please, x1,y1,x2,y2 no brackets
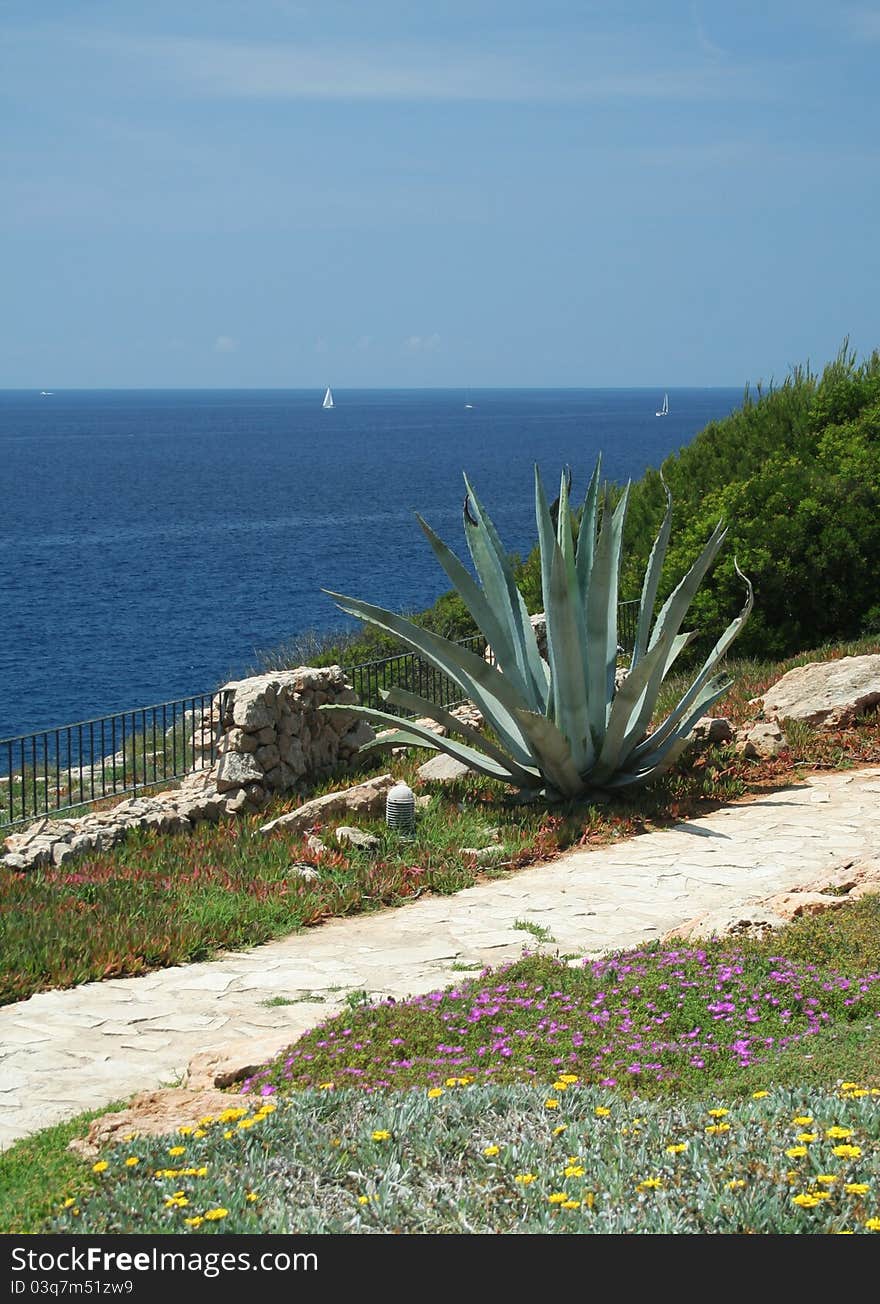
356,335,373,351
214,335,237,353
405,334,440,353
69,30,763,103
690,2,726,59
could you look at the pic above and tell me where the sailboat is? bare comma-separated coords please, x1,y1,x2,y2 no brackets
655,392,669,417
322,386,334,409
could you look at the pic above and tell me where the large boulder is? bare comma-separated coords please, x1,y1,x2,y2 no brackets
258,773,395,834
417,753,471,783
752,654,880,728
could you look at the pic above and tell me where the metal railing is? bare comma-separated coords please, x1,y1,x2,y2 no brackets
1,693,225,830
1,602,641,830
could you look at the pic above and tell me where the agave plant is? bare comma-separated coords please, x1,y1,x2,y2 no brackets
321,457,752,798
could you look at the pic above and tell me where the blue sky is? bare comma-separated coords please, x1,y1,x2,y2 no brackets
2,1,878,387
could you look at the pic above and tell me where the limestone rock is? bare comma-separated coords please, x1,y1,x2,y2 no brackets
68,1089,239,1160
761,891,848,921
417,753,471,783
306,834,326,857
335,826,381,851
664,905,789,943
258,773,395,834
802,855,880,900
184,1035,295,1092
688,716,735,748
286,862,319,882
752,654,880,729
459,845,506,866
736,721,788,758
215,750,264,793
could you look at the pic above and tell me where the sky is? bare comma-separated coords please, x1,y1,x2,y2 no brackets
1,1,878,388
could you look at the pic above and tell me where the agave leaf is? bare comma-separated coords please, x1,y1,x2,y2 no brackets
620,630,696,759
634,563,753,761
513,709,586,798
544,537,593,772
323,589,534,764
631,474,673,671
624,672,733,775
589,631,670,784
381,686,540,787
463,475,547,710
556,467,577,594
575,455,602,610
648,519,728,663
534,467,557,719
322,704,533,784
415,514,532,704
586,484,630,746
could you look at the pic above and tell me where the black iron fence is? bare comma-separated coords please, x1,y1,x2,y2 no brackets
1,693,225,830
1,601,641,830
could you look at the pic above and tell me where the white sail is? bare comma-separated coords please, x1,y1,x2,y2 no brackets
655,392,668,417
322,387,334,409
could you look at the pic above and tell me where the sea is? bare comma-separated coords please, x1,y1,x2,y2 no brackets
0,387,742,740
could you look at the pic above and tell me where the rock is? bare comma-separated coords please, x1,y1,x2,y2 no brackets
752,654,880,729
802,855,880,900
306,834,326,856
415,794,432,809
184,1035,294,1092
417,753,471,783
258,774,395,834
335,826,381,851
761,891,849,921
459,845,506,865
664,905,789,942
68,1089,243,1160
224,789,252,815
448,703,485,731
688,716,735,748
51,841,74,866
736,721,788,758
413,716,447,737
215,751,264,793
286,862,319,882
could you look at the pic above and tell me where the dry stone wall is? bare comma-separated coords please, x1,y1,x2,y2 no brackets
2,666,375,873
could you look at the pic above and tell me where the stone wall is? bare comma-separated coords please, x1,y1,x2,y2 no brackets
2,666,375,873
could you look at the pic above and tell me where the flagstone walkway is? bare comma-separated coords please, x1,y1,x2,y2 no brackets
1,766,878,1150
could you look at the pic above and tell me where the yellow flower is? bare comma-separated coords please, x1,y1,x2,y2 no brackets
164,1195,189,1209
445,1077,460,1088
548,1192,567,1204
236,1118,257,1130
594,1106,611,1117
810,1191,832,1201
124,1157,140,1168
204,1208,228,1222
514,1173,537,1185
751,1090,769,1099
62,1197,76,1209
792,1115,813,1126
483,1145,500,1157
865,1218,880,1232
845,1183,870,1195
223,1130,233,1139
832,1229,854,1234
665,1142,688,1155
199,1116,214,1126
552,1125,567,1136
196,1167,208,1178
840,1082,860,1091
168,1146,186,1157
792,1193,823,1209
825,1126,853,1139
559,1074,578,1084
178,1126,193,1136
796,1132,818,1143
92,1161,109,1174
193,1129,207,1139
785,1147,808,1159
246,1192,258,1202
184,1216,203,1228
832,1145,862,1159
845,1088,869,1098
727,1179,746,1190
564,1165,585,1178
706,1123,730,1135
218,1108,248,1123
357,1195,370,1205
427,1087,444,1099
707,1108,729,1118
372,1130,391,1142
545,1099,559,1109
259,1102,277,1114
561,1200,581,1209
318,1082,334,1091
552,1082,569,1092
637,1177,663,1192
815,1175,837,1185
583,1192,596,1209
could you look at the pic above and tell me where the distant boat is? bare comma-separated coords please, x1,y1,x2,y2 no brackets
322,387,334,409
655,392,669,417
464,403,473,409
40,391,53,396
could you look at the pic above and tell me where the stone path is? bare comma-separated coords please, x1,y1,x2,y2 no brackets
2,766,879,1150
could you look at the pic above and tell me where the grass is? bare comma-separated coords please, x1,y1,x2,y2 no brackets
4,894,880,1235
2,635,878,1008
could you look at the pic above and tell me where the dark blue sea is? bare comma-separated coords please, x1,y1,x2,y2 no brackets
0,388,741,739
